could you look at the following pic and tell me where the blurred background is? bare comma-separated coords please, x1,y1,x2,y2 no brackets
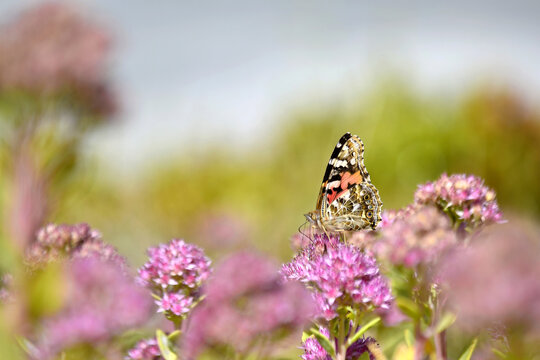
1,0,540,267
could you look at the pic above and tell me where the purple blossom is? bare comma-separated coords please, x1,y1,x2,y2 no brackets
27,223,126,268
374,205,457,268
0,1,115,116
439,223,540,336
282,239,392,320
415,173,503,228
126,338,162,360
301,326,377,360
137,239,211,320
36,256,152,359
183,252,315,358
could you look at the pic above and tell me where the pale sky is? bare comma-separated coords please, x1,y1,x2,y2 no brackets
2,1,540,172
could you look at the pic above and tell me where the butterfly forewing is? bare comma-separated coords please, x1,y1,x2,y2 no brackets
308,132,382,231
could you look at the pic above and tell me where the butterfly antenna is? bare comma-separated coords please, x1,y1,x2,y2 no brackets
298,221,312,242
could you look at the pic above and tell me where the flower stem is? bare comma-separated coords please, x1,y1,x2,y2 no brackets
336,313,347,360
434,330,447,360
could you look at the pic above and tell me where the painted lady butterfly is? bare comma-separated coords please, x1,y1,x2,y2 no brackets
305,132,382,232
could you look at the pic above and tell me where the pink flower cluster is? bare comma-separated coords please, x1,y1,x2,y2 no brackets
440,224,540,335
137,239,211,319
374,205,457,268
0,1,115,116
415,173,503,228
282,235,392,320
37,256,152,359
183,252,315,358
126,338,162,360
27,223,126,268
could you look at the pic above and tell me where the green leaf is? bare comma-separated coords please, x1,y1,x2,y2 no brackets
491,348,507,359
28,262,66,317
311,328,335,357
167,330,181,341
358,352,371,360
156,329,178,360
347,317,381,347
404,329,414,347
435,312,456,333
302,331,310,342
458,338,478,360
396,297,420,319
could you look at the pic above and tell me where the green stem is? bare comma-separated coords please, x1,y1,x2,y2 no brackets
336,313,347,360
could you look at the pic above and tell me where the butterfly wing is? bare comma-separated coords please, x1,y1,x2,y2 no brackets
324,182,383,230
313,132,382,231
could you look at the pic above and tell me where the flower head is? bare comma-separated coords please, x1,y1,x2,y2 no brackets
282,240,392,320
183,252,315,358
0,1,115,116
439,223,540,336
36,255,152,359
138,239,211,321
374,205,457,268
415,173,503,228
126,338,162,360
27,223,126,268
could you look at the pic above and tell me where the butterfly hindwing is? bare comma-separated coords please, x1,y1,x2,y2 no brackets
308,132,382,231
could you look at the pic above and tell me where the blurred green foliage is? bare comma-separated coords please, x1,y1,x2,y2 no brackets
52,79,540,264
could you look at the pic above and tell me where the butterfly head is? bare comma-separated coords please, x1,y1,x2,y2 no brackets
304,211,319,226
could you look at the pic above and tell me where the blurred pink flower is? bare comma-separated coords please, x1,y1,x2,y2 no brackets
36,256,152,359
27,223,126,268
439,224,540,336
415,173,503,229
0,1,115,116
126,338,162,360
374,205,457,268
183,252,315,358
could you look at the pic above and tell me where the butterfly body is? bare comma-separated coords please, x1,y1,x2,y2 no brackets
305,133,382,232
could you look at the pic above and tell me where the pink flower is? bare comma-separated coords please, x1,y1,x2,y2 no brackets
156,293,193,316
36,256,152,359
0,1,116,116
138,239,211,321
127,338,162,360
415,173,503,229
27,223,126,268
439,223,540,336
183,252,315,358
374,205,457,268
282,237,392,320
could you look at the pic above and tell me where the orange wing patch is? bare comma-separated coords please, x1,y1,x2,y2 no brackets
326,171,363,204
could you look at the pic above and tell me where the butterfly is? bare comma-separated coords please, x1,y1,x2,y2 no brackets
304,132,382,232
